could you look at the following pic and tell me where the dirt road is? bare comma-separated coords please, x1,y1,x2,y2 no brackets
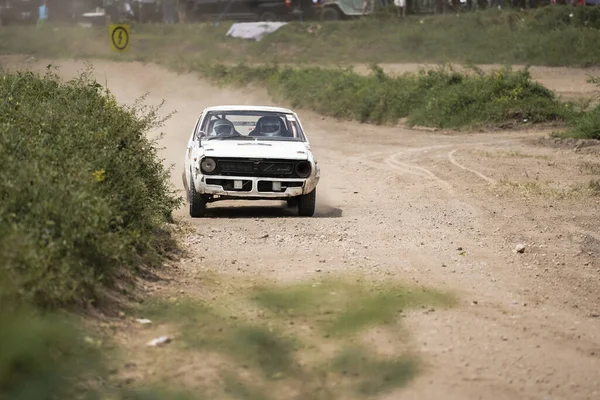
3,55,599,399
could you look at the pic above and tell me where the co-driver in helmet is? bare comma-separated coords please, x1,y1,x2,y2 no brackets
212,119,239,137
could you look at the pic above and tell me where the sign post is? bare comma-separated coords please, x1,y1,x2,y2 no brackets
109,24,130,53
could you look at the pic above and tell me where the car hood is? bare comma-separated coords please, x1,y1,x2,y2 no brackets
201,140,310,160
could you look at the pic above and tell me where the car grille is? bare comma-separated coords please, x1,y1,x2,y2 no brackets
215,158,301,178
206,178,252,191
257,180,303,192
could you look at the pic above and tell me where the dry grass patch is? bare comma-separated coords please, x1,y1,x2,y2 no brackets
579,161,600,175
131,276,456,400
495,179,594,199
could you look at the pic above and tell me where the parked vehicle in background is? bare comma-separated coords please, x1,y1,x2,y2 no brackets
102,0,162,23
188,0,316,22
314,0,537,20
0,0,38,25
315,0,366,20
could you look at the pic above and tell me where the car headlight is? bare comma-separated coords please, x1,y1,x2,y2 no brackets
200,157,217,174
295,161,311,178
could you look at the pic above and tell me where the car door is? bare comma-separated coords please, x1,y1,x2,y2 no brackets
184,116,202,191
219,0,259,20
190,0,221,20
337,0,368,14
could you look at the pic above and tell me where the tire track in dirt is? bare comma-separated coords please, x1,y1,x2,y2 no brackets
385,153,455,190
355,139,519,190
448,149,497,184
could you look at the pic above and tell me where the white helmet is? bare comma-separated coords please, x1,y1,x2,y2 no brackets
213,119,234,136
258,116,283,137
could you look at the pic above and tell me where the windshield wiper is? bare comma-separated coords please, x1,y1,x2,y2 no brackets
238,142,271,146
209,135,253,140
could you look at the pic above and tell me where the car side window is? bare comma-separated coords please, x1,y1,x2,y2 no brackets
193,115,204,141
289,121,298,138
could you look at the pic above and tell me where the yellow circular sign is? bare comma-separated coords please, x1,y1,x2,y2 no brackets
110,26,129,51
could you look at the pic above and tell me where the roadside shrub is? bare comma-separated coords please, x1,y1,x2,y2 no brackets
408,66,568,128
199,63,569,129
562,104,600,139
0,67,181,309
528,5,600,31
561,75,600,139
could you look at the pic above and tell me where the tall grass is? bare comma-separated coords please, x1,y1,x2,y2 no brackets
199,63,572,129
3,7,600,66
199,62,600,137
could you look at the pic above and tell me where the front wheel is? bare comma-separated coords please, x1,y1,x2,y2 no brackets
259,11,277,21
321,6,341,20
297,189,316,217
189,175,207,218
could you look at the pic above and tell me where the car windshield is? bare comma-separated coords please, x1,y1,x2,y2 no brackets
199,110,306,142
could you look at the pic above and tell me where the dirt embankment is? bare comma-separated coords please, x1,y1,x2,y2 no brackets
3,55,599,400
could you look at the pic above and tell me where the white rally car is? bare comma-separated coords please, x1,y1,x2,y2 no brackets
183,105,320,217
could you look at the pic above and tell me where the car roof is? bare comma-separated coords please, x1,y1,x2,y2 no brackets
202,105,296,114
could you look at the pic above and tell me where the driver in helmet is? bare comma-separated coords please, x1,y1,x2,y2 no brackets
211,119,239,137
250,116,291,137
260,117,283,136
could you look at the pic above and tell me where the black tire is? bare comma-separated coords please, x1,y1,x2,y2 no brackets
182,170,189,194
189,175,207,218
321,6,341,20
286,198,298,208
259,11,277,21
297,189,316,217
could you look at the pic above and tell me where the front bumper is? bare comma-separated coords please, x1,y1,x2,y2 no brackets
194,174,319,199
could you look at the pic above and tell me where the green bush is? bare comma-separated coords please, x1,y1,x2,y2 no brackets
0,307,105,400
199,63,570,129
527,5,600,31
560,75,600,139
0,66,182,309
563,104,600,140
